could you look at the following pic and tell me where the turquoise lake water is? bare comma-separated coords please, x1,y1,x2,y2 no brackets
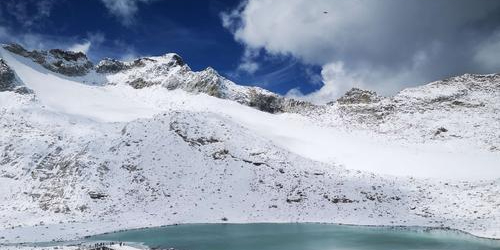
89,223,500,250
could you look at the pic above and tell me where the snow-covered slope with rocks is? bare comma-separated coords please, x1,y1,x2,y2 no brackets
0,44,499,243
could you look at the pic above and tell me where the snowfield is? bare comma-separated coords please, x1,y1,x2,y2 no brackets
0,46,499,244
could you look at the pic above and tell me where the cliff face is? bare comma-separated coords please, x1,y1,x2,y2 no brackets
0,58,16,91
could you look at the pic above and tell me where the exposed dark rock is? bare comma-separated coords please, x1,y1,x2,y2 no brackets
96,57,159,74
242,88,316,114
3,43,93,76
286,197,302,203
0,59,16,91
88,191,108,200
183,67,225,98
13,86,33,94
323,194,355,204
128,78,158,89
195,137,220,145
286,188,306,203
95,58,128,74
3,43,29,56
434,127,448,136
335,88,381,105
46,49,93,76
122,164,140,172
170,54,185,67
49,49,86,62
169,121,221,146
212,149,230,160
248,89,283,113
451,100,485,108
280,98,316,113
428,92,467,103
242,159,267,166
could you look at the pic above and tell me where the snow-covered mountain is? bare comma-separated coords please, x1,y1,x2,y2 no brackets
0,44,499,243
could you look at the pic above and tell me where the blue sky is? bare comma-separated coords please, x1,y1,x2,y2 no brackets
1,0,500,103
0,0,322,96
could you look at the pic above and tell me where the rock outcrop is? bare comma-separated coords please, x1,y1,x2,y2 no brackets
95,58,128,74
246,89,314,114
0,59,16,91
334,88,381,105
3,43,93,76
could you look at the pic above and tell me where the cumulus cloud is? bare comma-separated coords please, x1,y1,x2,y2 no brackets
223,0,500,103
65,33,106,57
237,48,260,74
100,0,157,26
68,41,91,54
0,24,106,61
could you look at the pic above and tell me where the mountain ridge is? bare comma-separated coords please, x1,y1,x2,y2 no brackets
0,43,499,243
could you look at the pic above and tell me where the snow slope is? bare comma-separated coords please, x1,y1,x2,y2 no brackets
0,49,158,122
1,47,498,180
0,46,499,243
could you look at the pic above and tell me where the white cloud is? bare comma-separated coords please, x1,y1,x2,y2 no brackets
286,62,364,104
0,25,106,60
238,61,259,74
223,0,500,103
66,33,106,55
67,41,92,54
236,48,260,74
100,0,157,26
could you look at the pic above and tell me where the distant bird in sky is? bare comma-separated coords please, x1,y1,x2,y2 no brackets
323,11,328,14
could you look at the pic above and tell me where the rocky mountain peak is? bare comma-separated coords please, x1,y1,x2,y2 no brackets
95,58,128,74
162,53,185,67
334,87,381,105
3,43,93,76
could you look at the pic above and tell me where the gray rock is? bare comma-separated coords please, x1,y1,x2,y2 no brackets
13,86,34,95
3,43,30,56
0,59,16,91
88,191,108,200
95,58,128,74
247,88,315,114
128,78,157,89
248,89,283,113
181,67,225,98
334,88,381,105
4,43,93,76
169,54,185,67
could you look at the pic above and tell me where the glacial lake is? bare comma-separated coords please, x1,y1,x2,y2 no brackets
88,223,500,250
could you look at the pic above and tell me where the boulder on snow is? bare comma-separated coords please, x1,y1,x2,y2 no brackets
88,191,108,200
434,127,448,136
